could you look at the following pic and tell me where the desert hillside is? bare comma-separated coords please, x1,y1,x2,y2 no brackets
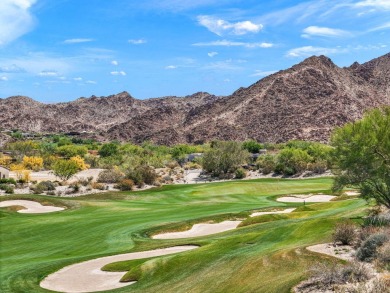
1,53,389,144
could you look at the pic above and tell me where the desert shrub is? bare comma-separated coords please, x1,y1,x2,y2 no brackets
76,177,93,186
98,143,119,157
31,181,55,194
202,141,250,176
256,155,276,174
332,221,358,245
307,160,328,174
183,162,202,170
0,184,14,194
356,233,389,262
52,159,80,181
276,148,312,175
363,213,390,227
56,145,88,158
69,182,80,193
377,242,390,270
115,179,134,191
242,140,263,153
166,161,179,169
301,261,372,291
126,165,157,186
97,168,124,183
0,178,17,185
235,168,246,179
91,182,105,190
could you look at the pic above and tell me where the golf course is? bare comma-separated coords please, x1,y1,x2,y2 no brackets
0,177,367,293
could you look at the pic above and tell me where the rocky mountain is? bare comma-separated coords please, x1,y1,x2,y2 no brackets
1,52,389,144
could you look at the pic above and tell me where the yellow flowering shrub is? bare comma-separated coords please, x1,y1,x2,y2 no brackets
70,156,90,171
0,155,12,167
22,156,44,171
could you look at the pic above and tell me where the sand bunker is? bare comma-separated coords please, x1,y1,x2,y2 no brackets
277,194,335,203
0,200,64,213
40,245,198,293
345,191,360,196
306,243,354,261
250,208,296,217
152,220,241,239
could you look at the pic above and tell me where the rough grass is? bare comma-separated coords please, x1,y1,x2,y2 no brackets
0,177,367,293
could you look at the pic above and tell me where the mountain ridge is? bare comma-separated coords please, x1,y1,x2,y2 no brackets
1,53,389,144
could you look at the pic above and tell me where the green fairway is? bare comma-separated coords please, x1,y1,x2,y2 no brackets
0,178,367,293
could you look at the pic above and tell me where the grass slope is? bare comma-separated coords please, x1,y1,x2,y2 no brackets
0,178,366,293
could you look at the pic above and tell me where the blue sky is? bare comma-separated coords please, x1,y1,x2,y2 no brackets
0,0,389,102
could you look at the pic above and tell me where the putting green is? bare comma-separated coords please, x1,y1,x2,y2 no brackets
0,178,366,293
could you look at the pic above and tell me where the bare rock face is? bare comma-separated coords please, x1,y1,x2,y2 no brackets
1,53,389,144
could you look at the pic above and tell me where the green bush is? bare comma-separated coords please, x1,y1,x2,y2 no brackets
98,143,119,157
356,233,389,262
276,148,312,175
126,165,158,186
0,178,17,185
0,184,14,194
234,168,246,179
56,145,88,158
242,140,263,154
256,155,276,174
32,181,56,194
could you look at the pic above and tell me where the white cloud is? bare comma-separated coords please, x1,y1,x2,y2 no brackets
0,0,37,46
110,71,126,76
286,46,346,57
302,26,351,38
208,52,218,57
203,59,244,71
111,60,119,65
355,0,390,10
85,80,97,84
128,39,147,45
165,65,177,69
197,15,262,36
73,77,83,81
193,40,273,48
251,70,277,77
38,71,58,77
0,64,24,73
369,21,390,31
63,38,94,44
0,76,9,81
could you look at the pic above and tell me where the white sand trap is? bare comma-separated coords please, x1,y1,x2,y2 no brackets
152,220,241,239
40,245,198,293
277,194,335,203
306,243,354,261
250,208,296,217
0,200,64,213
345,191,360,196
